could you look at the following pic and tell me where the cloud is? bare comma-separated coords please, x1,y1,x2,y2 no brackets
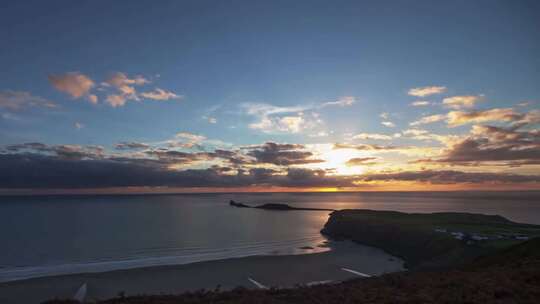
447,108,523,127
410,100,431,106
401,129,460,145
402,129,430,137
166,132,207,149
381,121,396,128
245,142,324,166
416,124,540,166
207,117,217,124
103,72,147,105
242,103,307,117
242,97,353,134
242,103,311,133
346,157,378,166
143,149,212,165
2,139,538,190
248,115,311,134
48,71,181,108
410,114,447,126
176,132,206,143
52,145,104,160
106,94,127,107
100,72,180,107
140,88,182,101
246,106,319,134
378,113,397,128
333,143,400,151
115,142,150,150
49,72,95,99
202,105,221,124
520,109,540,125
0,90,57,111
280,116,306,133
1,149,537,189
309,131,329,138
105,72,149,88
359,170,540,184
4,142,49,152
409,108,537,128
408,86,446,97
206,149,250,166
0,150,352,189
320,96,356,107
281,168,352,188
333,143,441,157
5,142,104,160
442,95,482,109
87,94,98,104
353,133,393,140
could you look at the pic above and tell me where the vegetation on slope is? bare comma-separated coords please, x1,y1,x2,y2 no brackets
321,209,540,269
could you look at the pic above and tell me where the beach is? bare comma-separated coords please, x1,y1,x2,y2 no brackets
0,241,403,304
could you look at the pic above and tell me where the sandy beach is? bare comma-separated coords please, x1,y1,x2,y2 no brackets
0,241,403,304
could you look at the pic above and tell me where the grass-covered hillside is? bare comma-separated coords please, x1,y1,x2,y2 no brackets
321,209,540,269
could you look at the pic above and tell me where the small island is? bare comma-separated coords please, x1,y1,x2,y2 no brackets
229,200,335,211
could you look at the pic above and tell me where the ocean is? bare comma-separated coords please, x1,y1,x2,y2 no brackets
1,191,539,282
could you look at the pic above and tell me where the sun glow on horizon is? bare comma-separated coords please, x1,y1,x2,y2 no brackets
318,148,367,176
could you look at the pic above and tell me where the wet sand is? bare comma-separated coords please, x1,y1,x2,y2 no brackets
0,241,403,304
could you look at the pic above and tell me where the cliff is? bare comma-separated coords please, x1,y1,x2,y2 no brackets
321,209,540,269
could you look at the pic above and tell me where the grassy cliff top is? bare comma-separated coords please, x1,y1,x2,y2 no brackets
326,209,540,239
321,209,540,269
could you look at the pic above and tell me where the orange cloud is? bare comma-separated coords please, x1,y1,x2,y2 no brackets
0,90,57,110
447,108,522,127
140,88,182,101
442,95,482,109
49,72,94,99
410,114,446,126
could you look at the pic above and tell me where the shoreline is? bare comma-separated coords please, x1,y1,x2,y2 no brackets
0,241,404,304
0,234,330,284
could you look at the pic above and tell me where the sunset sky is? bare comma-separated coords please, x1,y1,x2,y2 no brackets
1,0,539,193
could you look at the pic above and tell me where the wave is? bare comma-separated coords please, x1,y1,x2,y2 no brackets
0,234,329,283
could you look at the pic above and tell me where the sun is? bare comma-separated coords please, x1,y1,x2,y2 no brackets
320,148,366,176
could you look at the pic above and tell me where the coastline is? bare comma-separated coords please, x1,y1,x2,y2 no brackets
0,241,403,304
0,234,330,284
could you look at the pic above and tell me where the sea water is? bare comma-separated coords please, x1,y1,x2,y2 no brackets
0,191,539,282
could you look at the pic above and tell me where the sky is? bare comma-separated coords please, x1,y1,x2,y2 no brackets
1,0,539,193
